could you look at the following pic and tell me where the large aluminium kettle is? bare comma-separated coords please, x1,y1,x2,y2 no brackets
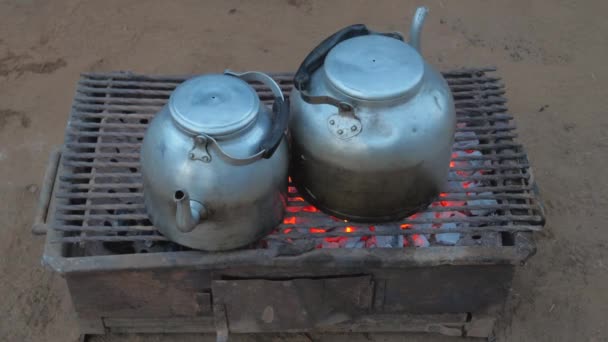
289,7,456,222
141,70,289,251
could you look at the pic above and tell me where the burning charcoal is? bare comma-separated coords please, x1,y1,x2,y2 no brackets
467,149,483,161
375,235,400,248
322,241,341,248
467,191,498,216
433,211,468,245
435,222,461,245
451,150,484,177
454,131,479,148
410,234,430,247
364,236,377,248
345,237,365,248
318,236,361,248
436,232,461,245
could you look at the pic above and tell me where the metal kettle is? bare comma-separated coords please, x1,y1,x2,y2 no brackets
289,7,456,222
141,70,289,251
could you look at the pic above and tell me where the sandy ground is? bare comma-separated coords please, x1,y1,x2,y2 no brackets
1,0,607,341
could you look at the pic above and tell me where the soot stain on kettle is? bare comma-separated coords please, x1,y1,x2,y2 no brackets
365,112,393,137
157,141,167,158
433,94,443,111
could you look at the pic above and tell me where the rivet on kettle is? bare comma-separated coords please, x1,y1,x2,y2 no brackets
351,125,357,131
329,120,335,125
201,156,210,162
337,129,344,135
189,152,195,159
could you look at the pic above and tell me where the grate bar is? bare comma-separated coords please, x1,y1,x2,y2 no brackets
57,159,528,171
54,235,168,243
271,224,542,238
66,114,516,128
73,95,508,108
288,203,540,216
55,178,530,191
52,224,539,236
76,74,500,88
56,203,146,210
77,86,507,99
62,125,518,141
59,150,529,162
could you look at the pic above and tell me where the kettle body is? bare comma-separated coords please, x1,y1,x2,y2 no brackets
289,8,455,222
141,71,289,250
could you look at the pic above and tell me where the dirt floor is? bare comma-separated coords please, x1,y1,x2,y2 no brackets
1,0,607,341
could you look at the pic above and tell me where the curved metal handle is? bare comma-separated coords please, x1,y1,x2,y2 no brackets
225,70,284,102
292,25,403,109
224,70,288,160
294,24,372,92
408,7,428,53
32,146,61,235
187,71,286,165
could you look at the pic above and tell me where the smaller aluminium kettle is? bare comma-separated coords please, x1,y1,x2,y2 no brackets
141,70,289,251
289,7,456,222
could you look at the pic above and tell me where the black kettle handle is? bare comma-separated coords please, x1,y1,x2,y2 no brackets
294,24,370,92
293,25,404,92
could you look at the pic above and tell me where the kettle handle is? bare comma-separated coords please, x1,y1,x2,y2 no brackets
224,70,288,159
294,24,371,92
293,25,402,110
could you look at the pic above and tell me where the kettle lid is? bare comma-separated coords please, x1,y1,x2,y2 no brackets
169,74,260,136
324,34,424,101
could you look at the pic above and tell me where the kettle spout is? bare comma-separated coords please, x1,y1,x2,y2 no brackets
174,189,206,233
408,6,428,53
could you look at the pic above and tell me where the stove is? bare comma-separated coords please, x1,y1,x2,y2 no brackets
34,67,545,340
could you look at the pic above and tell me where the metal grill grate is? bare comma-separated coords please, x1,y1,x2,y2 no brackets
51,68,544,254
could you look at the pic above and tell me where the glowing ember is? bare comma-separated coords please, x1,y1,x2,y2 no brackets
265,123,500,251
302,205,318,212
411,234,430,247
